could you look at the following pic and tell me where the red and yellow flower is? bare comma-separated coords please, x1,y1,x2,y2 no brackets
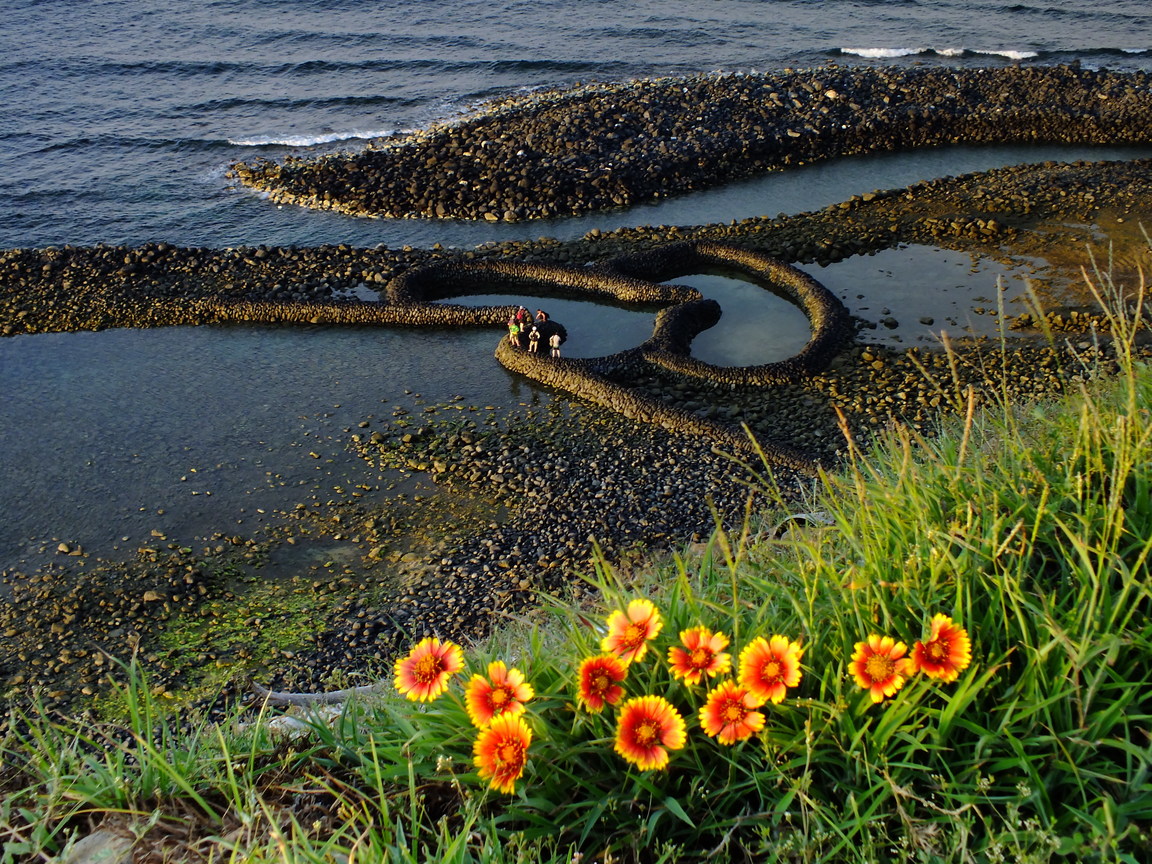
850,634,911,703
911,614,972,683
601,598,664,664
738,635,803,706
614,695,686,770
393,637,464,702
668,626,731,685
700,680,766,745
465,660,534,728
576,654,628,713
473,713,532,794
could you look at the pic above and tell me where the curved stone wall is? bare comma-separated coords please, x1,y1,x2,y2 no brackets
387,255,701,306
162,240,847,469
184,296,512,328
597,240,853,384
493,340,819,472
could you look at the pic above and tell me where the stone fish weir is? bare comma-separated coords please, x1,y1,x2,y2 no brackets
231,64,1152,222
198,240,851,472
491,241,850,472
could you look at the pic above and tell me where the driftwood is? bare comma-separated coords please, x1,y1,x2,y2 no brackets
250,679,390,707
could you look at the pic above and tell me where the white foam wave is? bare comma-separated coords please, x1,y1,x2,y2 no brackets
970,48,1040,61
228,128,399,147
840,47,924,59
840,46,1040,61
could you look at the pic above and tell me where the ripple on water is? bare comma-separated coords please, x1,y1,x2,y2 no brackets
0,324,529,571
817,245,1044,347
437,244,1047,366
0,242,1098,573
674,272,814,366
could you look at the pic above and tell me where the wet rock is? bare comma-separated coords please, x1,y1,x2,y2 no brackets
228,65,1152,222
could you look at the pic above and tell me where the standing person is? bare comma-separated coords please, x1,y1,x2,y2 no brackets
549,331,561,358
528,325,541,353
515,306,531,329
508,317,522,348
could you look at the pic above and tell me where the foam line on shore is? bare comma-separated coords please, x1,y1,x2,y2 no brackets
839,47,1039,60
228,129,403,147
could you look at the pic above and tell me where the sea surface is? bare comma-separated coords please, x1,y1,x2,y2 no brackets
2,0,1151,570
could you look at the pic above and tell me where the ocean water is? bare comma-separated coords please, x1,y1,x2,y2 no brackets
2,0,1151,570
4,0,1150,250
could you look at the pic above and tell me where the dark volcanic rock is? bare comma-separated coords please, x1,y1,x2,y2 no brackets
228,65,1152,221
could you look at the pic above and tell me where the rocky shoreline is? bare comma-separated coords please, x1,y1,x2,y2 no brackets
228,64,1152,221
3,65,1152,718
3,330,1142,718
5,156,1152,335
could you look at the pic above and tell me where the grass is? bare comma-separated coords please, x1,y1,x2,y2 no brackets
2,260,1151,862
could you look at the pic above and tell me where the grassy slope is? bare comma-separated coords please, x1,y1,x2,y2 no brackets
2,276,1151,864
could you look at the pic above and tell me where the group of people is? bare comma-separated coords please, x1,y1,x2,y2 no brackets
507,306,562,358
